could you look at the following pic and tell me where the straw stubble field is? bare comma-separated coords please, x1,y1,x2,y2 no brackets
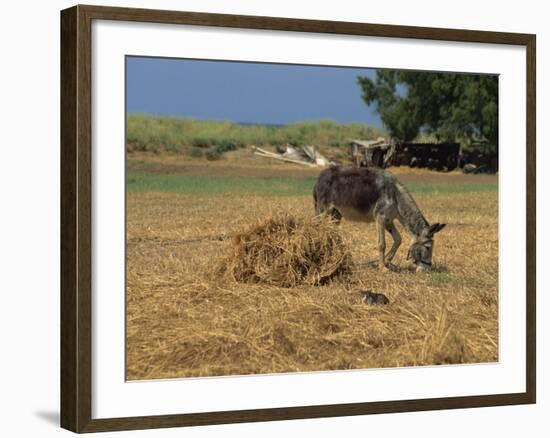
126,154,498,380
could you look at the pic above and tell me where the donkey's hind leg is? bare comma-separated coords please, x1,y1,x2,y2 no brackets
327,206,342,224
375,215,387,271
384,220,402,262
314,203,342,224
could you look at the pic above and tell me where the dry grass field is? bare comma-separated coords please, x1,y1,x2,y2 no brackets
126,151,498,380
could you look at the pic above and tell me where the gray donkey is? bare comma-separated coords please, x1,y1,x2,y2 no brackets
313,166,446,271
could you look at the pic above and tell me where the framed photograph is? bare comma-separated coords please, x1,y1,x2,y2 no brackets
60,4,536,433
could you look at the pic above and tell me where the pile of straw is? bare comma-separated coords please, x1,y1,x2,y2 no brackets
219,213,352,287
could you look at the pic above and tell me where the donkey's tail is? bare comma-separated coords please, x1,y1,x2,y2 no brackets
312,182,319,215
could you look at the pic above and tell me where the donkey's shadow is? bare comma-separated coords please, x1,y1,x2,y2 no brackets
427,264,450,273
356,260,449,274
355,260,403,272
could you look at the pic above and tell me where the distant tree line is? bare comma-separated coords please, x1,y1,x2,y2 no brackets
357,70,498,153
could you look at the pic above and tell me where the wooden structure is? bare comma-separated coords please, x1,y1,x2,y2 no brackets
350,139,462,172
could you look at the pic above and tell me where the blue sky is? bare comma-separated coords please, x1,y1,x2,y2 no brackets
126,57,382,127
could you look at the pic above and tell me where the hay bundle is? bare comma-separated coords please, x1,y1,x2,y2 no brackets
219,213,352,287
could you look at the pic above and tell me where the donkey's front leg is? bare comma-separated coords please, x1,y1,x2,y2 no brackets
376,216,388,271
384,220,402,262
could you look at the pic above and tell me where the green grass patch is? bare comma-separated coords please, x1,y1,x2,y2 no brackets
407,183,497,194
428,272,489,288
127,172,497,196
127,173,316,196
429,272,457,285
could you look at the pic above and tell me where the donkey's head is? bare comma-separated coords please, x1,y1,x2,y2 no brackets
407,223,446,272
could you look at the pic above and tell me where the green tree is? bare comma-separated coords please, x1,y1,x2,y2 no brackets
357,71,498,152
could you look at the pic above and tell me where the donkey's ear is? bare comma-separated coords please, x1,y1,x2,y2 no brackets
427,223,446,236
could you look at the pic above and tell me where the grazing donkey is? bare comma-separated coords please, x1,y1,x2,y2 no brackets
313,166,446,271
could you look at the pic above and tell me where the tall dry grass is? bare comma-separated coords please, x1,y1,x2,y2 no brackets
218,213,352,287
126,114,386,153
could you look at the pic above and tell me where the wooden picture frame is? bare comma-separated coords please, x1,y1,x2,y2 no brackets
61,4,536,433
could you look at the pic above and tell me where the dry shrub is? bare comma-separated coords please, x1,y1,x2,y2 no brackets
218,213,352,287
